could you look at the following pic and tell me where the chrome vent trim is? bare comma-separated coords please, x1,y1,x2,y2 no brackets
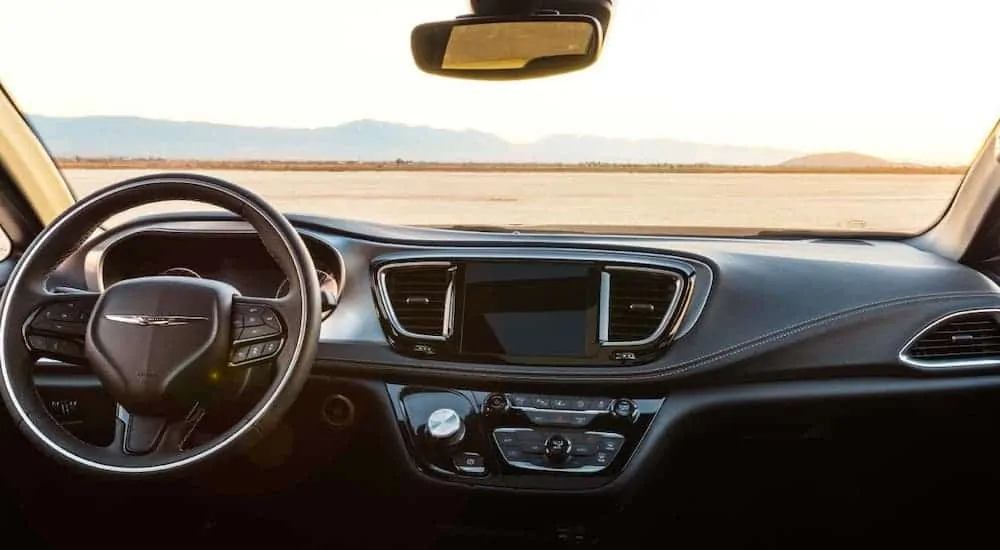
375,261,456,341
899,309,1000,369
599,266,685,347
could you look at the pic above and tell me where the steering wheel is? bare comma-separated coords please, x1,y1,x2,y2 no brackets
0,173,321,476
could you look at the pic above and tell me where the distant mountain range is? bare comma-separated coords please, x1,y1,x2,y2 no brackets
26,114,907,167
780,152,910,168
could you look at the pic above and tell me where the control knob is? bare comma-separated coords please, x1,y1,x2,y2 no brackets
483,393,509,416
544,434,571,465
612,398,637,421
427,408,465,445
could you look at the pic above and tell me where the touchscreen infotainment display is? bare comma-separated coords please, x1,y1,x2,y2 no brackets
459,262,597,358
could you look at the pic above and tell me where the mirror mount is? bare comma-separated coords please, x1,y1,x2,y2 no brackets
411,13,604,81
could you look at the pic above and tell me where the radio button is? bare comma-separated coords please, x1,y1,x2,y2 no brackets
551,397,572,410
496,432,518,446
509,394,531,408
591,398,613,411
570,397,590,410
526,410,593,427
530,396,552,409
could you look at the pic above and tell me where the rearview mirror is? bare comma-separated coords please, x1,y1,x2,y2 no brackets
411,14,603,81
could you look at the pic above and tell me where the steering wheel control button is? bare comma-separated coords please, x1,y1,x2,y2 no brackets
229,303,285,366
232,346,250,363
261,340,280,355
544,434,571,464
453,452,486,475
247,343,265,359
612,398,637,420
427,408,465,445
24,297,98,362
261,310,281,328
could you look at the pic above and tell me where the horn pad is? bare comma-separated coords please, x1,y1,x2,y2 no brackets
85,276,237,415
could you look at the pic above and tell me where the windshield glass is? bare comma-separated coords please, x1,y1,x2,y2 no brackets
2,0,997,235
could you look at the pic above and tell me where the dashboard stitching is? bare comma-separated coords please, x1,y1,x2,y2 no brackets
660,291,1000,376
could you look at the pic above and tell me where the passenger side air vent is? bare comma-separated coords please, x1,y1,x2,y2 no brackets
903,311,1000,365
378,263,455,340
602,267,683,345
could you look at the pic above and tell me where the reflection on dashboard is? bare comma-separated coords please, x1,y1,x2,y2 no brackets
99,232,343,300
275,269,339,299
160,267,202,278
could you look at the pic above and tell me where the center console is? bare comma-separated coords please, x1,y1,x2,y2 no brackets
373,249,705,367
387,383,662,489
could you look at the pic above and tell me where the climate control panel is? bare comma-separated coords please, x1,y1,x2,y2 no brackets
494,428,625,473
386,383,662,488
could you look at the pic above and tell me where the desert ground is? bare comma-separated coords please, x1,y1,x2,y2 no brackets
63,169,961,235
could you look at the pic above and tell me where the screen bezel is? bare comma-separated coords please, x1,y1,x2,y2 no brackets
456,261,600,364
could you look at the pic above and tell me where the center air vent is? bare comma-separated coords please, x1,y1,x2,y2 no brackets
902,311,1000,366
602,267,684,345
378,262,455,340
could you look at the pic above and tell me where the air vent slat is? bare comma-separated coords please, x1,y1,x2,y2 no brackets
380,264,452,339
606,268,680,344
904,312,1000,364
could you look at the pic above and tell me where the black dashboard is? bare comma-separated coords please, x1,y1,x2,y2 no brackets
38,213,1000,493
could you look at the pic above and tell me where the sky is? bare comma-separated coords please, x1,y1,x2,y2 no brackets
1,0,998,165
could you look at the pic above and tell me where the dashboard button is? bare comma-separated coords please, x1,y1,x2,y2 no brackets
524,442,545,454
570,443,596,456
594,452,612,466
551,397,572,410
526,410,592,427
570,397,590,410
599,437,623,452
510,394,531,408
453,452,486,475
503,448,525,460
496,432,518,446
591,398,612,411
530,396,551,409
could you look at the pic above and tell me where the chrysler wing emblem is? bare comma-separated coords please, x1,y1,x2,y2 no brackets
104,314,208,327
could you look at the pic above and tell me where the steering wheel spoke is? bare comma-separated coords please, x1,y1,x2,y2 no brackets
23,290,101,364
109,404,206,456
229,296,287,367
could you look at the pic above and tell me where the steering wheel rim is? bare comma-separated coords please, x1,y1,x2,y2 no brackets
0,173,322,476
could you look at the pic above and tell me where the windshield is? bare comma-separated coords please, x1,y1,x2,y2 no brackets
2,0,997,235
